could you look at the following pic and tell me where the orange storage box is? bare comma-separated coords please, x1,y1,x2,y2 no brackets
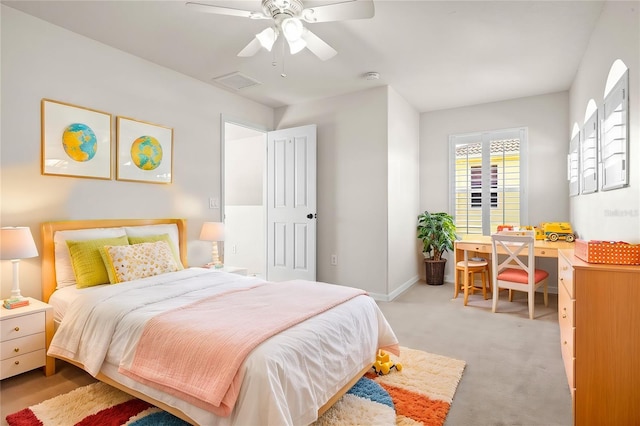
574,239,640,265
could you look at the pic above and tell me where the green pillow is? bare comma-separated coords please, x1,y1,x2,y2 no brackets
66,236,130,288
127,234,184,270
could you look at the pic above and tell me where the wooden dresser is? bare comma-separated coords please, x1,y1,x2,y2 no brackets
558,249,640,425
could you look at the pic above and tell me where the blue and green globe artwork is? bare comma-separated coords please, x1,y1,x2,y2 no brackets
62,123,97,162
130,136,163,171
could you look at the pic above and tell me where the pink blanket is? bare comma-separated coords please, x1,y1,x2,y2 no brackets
119,280,367,416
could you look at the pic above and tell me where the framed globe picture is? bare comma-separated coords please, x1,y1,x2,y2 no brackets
116,116,173,184
41,99,112,179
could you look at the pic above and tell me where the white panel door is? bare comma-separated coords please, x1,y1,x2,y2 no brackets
267,125,317,281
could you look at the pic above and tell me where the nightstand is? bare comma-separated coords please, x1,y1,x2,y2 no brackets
1,297,54,379
204,265,249,276
220,266,248,276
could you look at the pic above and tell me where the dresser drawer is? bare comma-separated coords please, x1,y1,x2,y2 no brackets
1,332,45,361
558,256,574,298
0,312,45,341
560,324,575,389
558,279,575,328
0,348,46,380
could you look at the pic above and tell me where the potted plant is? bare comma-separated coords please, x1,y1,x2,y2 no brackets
417,211,457,285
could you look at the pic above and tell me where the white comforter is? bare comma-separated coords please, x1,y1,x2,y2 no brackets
48,268,399,426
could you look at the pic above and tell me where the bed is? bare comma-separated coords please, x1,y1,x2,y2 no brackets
41,218,399,425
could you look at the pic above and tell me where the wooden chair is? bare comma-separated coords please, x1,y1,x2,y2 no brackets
454,256,491,306
491,234,549,319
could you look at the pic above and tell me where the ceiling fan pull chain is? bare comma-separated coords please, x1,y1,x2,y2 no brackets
281,38,287,78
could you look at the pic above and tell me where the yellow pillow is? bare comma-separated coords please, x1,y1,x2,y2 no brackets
127,234,183,270
102,241,179,284
66,236,130,288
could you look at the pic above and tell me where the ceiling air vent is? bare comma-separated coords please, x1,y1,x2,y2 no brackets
212,72,261,90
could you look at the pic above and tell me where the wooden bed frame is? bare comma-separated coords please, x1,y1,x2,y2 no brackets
40,218,369,424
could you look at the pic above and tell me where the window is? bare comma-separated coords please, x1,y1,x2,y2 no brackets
601,68,629,191
470,165,498,208
450,128,528,235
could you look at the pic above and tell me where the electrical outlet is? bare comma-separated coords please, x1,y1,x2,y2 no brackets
232,244,237,254
330,254,338,266
209,197,220,209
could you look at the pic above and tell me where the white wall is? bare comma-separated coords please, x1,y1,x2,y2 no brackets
420,92,570,285
0,6,274,299
274,87,390,295
387,87,421,298
569,1,640,243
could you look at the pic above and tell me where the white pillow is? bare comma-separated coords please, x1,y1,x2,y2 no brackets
54,227,127,288
124,224,183,266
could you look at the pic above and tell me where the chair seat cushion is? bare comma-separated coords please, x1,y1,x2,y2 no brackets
497,268,549,284
456,260,488,268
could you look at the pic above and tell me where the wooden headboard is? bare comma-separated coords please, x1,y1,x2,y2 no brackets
41,218,187,303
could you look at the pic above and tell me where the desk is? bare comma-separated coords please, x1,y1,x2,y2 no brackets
454,236,574,304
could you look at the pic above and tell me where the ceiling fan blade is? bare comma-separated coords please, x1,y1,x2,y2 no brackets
301,0,374,23
185,2,268,19
301,29,337,61
237,38,263,57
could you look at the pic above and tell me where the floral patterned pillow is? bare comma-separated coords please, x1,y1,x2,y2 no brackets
102,241,178,284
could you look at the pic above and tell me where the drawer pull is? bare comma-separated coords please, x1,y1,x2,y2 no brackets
564,341,568,345
14,348,20,353
14,360,20,365
540,250,546,255
14,326,20,332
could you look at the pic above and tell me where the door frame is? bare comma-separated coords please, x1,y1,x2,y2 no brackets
221,115,269,276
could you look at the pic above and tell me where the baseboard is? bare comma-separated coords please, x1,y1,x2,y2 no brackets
368,275,420,302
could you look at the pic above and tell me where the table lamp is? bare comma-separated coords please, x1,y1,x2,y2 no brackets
199,222,225,268
1,226,39,301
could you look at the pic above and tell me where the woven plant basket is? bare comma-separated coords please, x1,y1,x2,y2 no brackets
424,258,447,285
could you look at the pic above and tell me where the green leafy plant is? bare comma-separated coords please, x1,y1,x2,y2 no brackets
417,211,457,260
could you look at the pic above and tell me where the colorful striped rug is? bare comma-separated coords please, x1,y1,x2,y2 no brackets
6,347,465,426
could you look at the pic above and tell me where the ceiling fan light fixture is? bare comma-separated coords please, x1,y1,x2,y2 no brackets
287,37,307,55
281,17,304,41
256,27,277,51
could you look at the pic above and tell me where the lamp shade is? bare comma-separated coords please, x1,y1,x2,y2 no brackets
199,222,225,242
1,227,38,260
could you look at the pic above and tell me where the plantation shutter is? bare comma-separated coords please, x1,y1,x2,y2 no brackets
450,128,527,235
601,69,629,191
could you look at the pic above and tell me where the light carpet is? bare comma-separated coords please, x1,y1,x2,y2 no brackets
6,347,465,426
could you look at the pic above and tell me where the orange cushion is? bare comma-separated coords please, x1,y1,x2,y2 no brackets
497,268,549,284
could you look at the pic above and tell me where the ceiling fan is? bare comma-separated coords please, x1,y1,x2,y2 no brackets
185,0,375,61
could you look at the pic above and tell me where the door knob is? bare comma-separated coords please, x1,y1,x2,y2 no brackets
307,213,316,219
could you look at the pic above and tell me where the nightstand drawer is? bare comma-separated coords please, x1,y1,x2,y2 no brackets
0,348,46,380
1,312,45,341
1,332,45,361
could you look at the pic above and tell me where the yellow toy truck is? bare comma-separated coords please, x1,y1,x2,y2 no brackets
540,222,575,242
